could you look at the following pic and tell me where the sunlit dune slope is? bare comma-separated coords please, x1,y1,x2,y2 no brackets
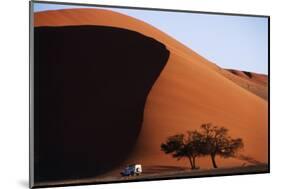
34,9,268,174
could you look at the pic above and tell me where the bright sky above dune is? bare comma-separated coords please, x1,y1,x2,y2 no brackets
33,3,269,74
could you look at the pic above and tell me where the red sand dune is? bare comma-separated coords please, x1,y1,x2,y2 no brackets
34,9,268,175
220,69,268,100
227,69,268,86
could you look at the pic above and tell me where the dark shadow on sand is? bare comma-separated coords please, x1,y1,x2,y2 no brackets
33,25,169,183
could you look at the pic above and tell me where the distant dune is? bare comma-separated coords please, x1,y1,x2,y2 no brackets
34,9,268,179
221,69,268,100
227,69,268,86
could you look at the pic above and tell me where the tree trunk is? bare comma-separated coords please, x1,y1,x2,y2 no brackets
192,156,196,169
211,154,218,168
188,157,194,169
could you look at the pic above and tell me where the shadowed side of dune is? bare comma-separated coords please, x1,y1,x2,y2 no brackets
34,26,169,182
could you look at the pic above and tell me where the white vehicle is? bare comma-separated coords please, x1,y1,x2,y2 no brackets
120,164,142,176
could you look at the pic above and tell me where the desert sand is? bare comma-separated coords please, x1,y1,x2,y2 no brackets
34,8,268,177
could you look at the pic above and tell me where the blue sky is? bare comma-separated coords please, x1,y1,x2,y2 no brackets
34,3,268,74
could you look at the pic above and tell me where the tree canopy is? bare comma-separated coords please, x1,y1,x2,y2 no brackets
161,123,244,169
161,131,204,169
199,123,243,168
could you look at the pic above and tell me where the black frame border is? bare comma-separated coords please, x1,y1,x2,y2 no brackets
29,0,270,188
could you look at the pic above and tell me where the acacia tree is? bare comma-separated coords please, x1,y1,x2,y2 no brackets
161,131,204,169
199,123,244,168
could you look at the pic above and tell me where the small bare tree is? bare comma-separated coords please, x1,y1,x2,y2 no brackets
161,123,244,169
161,131,204,169
199,123,244,168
